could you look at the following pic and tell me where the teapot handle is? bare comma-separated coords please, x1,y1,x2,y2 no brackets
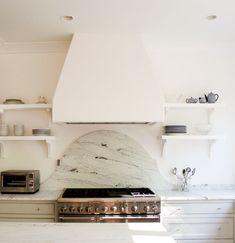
215,94,219,101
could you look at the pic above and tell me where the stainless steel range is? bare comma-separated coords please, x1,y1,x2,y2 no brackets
57,187,161,223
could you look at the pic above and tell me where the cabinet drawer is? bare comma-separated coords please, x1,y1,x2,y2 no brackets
162,202,233,216
177,240,233,243
0,202,55,215
164,217,233,240
0,218,54,222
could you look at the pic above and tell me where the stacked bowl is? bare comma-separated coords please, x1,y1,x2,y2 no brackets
164,125,187,134
32,129,51,136
0,124,9,136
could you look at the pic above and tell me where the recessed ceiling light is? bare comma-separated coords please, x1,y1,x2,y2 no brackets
61,15,74,21
206,15,217,20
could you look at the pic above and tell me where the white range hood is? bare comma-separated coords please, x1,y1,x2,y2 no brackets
53,34,164,123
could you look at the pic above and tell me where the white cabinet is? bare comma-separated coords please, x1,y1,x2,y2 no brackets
0,201,56,222
162,201,234,242
177,240,233,243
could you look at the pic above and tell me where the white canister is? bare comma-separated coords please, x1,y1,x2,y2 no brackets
13,124,24,136
0,124,9,136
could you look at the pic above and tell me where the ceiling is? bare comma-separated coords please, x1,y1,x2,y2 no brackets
0,0,235,43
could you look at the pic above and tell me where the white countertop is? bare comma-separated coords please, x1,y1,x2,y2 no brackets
0,189,62,201
1,188,235,202
159,189,235,201
0,222,176,243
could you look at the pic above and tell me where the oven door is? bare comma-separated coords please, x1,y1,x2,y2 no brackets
1,174,27,193
58,215,96,223
97,215,160,223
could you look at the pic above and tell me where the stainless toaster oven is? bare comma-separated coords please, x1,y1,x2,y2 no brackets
0,170,40,194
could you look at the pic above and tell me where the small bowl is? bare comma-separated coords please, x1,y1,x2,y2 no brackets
195,124,211,134
32,129,51,136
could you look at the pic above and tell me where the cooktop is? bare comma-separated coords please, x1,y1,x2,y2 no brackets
61,187,155,198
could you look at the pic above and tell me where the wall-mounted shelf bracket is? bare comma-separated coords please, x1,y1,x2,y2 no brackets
207,108,215,124
161,139,167,156
208,139,216,158
0,136,55,159
0,141,5,158
46,139,52,158
161,135,224,158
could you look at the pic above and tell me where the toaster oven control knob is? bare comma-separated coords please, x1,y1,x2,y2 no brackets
143,205,150,212
101,206,108,213
69,207,76,213
111,206,117,213
77,207,84,213
60,207,67,213
131,205,138,213
86,206,93,213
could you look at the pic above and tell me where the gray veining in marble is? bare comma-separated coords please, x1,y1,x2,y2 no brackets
42,130,168,191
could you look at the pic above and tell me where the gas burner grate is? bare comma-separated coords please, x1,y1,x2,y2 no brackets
61,187,155,198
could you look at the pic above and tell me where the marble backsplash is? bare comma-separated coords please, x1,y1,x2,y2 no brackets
42,130,169,191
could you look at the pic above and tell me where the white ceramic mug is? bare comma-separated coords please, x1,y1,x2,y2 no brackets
13,124,24,136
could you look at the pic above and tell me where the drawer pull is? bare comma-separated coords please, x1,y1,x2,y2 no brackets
217,227,222,231
217,207,221,210
169,228,181,234
36,208,40,211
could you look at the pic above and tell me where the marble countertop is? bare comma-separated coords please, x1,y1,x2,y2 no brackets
0,189,63,201
159,189,235,201
0,222,175,243
1,188,235,202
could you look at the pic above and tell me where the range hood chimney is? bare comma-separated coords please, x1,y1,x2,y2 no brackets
53,34,164,123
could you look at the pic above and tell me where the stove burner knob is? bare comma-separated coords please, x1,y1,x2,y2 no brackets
69,207,76,213
143,205,150,212
111,206,117,213
152,205,159,212
77,207,84,213
131,205,138,213
120,206,126,213
101,206,108,213
86,206,93,213
60,207,67,213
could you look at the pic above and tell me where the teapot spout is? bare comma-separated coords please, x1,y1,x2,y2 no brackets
204,94,208,102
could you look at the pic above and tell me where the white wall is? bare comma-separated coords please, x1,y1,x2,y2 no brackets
0,39,234,187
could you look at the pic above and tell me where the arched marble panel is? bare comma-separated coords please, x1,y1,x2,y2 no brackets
42,130,168,191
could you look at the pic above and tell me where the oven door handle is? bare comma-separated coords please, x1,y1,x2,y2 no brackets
98,215,160,222
59,216,96,222
99,215,160,219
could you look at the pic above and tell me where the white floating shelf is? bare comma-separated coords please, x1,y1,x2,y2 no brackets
164,103,224,109
0,136,55,158
0,104,52,113
0,136,55,141
164,103,225,123
161,135,225,158
161,135,224,140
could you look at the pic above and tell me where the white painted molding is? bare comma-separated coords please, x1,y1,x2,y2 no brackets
0,41,70,54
